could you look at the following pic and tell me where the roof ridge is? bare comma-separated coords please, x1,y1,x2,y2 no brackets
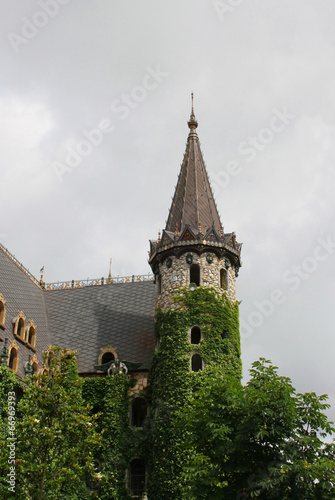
0,242,41,289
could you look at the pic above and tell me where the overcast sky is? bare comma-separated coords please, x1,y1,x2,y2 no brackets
1,1,335,423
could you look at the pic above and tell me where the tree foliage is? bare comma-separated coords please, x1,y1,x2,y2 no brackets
180,358,335,499
0,364,20,498
9,347,100,500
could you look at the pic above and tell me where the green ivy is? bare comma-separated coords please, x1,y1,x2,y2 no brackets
0,365,21,498
147,286,241,500
83,374,148,499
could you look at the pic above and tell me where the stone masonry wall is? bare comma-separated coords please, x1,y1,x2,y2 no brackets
156,252,237,311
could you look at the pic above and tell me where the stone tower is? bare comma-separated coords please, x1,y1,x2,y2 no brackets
147,98,243,500
149,96,242,306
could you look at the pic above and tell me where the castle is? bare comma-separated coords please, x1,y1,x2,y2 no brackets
0,97,242,498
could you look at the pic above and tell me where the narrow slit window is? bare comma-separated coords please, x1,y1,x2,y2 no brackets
191,354,202,372
157,274,162,295
220,269,228,290
129,459,145,496
131,398,147,428
221,329,229,340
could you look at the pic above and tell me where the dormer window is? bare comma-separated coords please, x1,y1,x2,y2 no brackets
0,294,6,326
98,346,117,369
8,344,19,372
26,320,37,348
14,312,26,339
190,264,200,287
101,352,115,364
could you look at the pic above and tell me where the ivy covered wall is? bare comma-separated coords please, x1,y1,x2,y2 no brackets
83,374,148,499
80,287,241,499
147,286,241,500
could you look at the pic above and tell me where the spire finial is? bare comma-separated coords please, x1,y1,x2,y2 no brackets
188,92,198,134
39,265,45,287
107,257,112,284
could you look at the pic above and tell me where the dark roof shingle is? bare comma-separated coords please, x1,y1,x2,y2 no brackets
44,281,155,373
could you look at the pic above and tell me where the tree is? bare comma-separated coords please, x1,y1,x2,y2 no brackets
13,347,100,500
180,358,335,499
0,363,20,498
179,367,242,500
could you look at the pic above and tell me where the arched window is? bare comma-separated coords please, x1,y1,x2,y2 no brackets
0,294,6,325
27,325,36,348
8,348,18,372
16,317,25,338
190,326,201,345
131,397,147,428
220,269,228,290
129,459,146,497
101,352,115,364
191,354,203,372
190,264,200,286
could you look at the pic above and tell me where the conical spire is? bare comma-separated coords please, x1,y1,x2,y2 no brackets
165,95,223,237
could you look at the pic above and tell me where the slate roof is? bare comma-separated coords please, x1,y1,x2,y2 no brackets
0,244,156,376
0,245,51,378
165,104,223,236
44,281,155,374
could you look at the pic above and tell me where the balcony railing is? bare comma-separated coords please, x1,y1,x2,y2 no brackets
44,274,154,290
0,242,154,290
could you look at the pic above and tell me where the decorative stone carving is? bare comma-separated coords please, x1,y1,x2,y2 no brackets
206,253,214,264
186,253,193,265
